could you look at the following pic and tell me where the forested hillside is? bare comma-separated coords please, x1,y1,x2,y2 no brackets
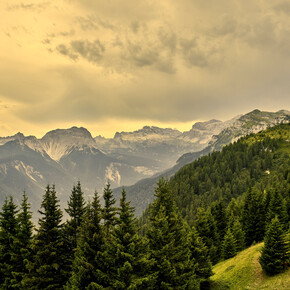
169,123,290,224
140,123,289,267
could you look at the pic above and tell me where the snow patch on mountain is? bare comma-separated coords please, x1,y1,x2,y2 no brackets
105,163,121,185
13,160,43,182
0,164,7,175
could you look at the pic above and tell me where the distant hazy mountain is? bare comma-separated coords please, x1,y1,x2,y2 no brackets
94,118,238,171
0,109,288,214
113,109,290,216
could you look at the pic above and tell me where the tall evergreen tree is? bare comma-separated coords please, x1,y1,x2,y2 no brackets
109,189,152,289
242,187,265,246
259,217,289,275
211,200,228,242
266,189,288,229
0,196,18,288
221,228,237,260
68,191,108,289
63,181,86,277
11,192,34,288
147,178,197,289
194,207,220,264
231,219,245,252
102,182,117,236
189,226,212,287
25,185,65,289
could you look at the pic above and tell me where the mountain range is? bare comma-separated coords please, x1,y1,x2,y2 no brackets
0,109,289,213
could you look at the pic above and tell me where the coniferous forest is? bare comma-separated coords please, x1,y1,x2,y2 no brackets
0,123,289,289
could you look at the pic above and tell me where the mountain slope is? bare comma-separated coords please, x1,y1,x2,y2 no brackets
211,243,290,289
114,110,290,216
0,140,73,212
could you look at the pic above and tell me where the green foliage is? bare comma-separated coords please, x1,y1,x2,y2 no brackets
221,228,237,260
63,181,86,278
25,185,66,289
189,226,212,285
194,207,220,264
102,182,117,236
259,217,289,275
11,192,34,288
231,219,245,252
266,188,288,229
68,191,108,289
146,179,197,289
0,196,19,288
242,187,266,246
109,189,153,289
168,123,290,226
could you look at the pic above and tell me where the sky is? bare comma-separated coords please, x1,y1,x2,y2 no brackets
0,0,289,138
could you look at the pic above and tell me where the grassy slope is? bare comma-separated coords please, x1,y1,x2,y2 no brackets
211,243,290,289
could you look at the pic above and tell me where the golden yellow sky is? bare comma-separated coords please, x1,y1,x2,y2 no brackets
0,0,289,138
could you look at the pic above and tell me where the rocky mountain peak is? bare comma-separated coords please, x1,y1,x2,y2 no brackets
191,119,222,131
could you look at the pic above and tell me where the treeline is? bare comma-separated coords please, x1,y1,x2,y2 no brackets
0,180,212,289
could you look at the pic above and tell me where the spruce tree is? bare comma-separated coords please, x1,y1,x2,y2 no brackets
259,217,289,275
63,181,86,277
102,182,117,236
68,191,108,289
221,228,237,260
194,207,220,264
0,196,18,288
189,226,212,287
147,178,197,289
211,200,227,242
266,189,288,229
231,219,245,252
109,189,152,289
11,192,34,288
25,185,65,289
242,187,265,246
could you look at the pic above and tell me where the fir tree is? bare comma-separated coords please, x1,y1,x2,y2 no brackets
242,187,265,246
266,189,288,229
0,196,18,288
194,207,220,264
231,219,245,252
189,226,212,287
63,181,86,277
102,182,117,236
259,217,289,275
109,189,152,289
147,178,197,289
11,192,34,288
25,185,65,289
68,191,108,289
221,228,237,260
211,200,228,242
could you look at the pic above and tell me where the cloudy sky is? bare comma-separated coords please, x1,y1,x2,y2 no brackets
0,0,289,137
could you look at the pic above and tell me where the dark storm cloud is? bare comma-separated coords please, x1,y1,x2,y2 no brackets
56,44,78,60
124,40,176,74
180,38,210,68
71,40,105,63
56,40,105,64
